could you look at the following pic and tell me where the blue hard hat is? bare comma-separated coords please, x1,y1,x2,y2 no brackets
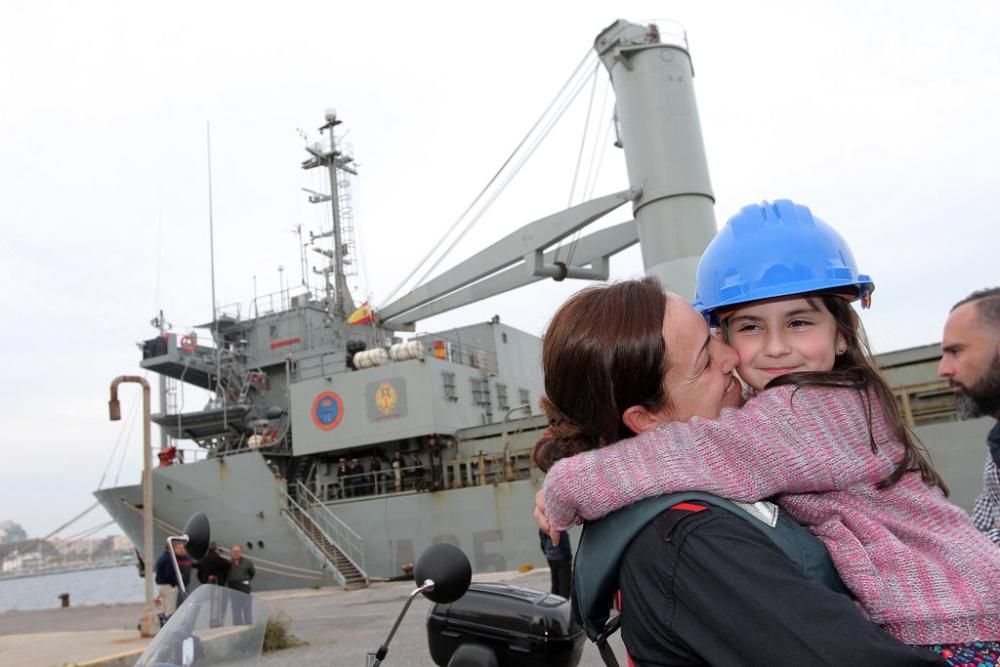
692,199,874,324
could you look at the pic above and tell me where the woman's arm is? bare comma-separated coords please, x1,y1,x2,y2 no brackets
542,385,900,532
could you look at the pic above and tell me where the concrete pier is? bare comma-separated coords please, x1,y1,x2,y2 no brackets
0,568,625,667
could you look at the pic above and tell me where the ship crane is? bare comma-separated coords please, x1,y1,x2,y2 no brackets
378,20,714,330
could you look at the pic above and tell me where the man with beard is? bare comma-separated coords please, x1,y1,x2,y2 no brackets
939,286,1000,545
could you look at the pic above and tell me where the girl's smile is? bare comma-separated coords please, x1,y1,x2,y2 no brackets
721,296,845,391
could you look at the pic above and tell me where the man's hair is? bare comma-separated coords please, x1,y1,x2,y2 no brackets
952,287,1000,331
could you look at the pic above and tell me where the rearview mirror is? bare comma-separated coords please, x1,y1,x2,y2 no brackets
182,512,210,561
414,543,471,604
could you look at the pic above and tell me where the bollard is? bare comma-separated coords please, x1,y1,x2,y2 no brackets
58,593,70,608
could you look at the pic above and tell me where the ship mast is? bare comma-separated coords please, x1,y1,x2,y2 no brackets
302,109,357,317
595,21,716,299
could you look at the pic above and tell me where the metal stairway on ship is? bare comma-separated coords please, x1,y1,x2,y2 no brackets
281,480,368,590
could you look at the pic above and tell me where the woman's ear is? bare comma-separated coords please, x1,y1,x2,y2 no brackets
622,405,663,435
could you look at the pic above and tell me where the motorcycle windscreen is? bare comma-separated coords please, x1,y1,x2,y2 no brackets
134,584,267,667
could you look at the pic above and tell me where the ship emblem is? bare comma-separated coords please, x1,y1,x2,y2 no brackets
311,391,344,430
374,381,398,416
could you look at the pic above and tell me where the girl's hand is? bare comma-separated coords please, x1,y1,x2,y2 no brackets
533,489,561,545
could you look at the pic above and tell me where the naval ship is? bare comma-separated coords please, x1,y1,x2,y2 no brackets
94,19,996,591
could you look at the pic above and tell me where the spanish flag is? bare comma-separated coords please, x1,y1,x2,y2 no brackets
348,301,375,325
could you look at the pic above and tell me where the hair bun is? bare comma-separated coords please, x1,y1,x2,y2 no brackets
533,396,597,471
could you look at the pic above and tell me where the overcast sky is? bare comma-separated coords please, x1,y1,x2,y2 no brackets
2,0,999,539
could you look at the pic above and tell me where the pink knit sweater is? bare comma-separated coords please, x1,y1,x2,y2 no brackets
543,385,1000,645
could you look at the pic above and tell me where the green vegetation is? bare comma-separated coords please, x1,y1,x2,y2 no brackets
263,611,306,653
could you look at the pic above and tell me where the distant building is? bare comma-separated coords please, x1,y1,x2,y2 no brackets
112,535,133,552
0,521,28,545
1,549,42,573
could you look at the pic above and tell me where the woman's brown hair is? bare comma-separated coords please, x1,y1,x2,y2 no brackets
533,277,670,472
736,294,947,493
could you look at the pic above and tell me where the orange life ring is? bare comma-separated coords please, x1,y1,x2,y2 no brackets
180,335,196,353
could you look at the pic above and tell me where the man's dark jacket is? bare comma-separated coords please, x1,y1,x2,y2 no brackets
196,550,231,585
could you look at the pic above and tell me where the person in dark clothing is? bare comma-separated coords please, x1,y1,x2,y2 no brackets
195,542,232,628
409,453,426,491
618,502,944,666
369,454,383,494
195,542,231,628
337,457,350,498
174,543,193,605
349,458,365,496
427,436,444,490
195,542,231,585
539,528,572,599
154,545,179,626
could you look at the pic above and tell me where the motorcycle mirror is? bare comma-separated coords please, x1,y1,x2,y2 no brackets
413,543,471,604
182,512,211,560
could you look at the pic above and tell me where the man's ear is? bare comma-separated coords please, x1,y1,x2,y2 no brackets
622,405,662,435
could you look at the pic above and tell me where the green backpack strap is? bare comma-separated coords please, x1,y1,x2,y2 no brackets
573,492,849,642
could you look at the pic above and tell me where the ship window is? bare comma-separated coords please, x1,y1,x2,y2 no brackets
471,377,491,408
246,541,253,550
519,388,531,411
501,333,508,344
269,325,278,338
496,383,509,411
442,371,458,402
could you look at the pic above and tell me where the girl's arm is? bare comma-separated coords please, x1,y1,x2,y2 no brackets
542,385,900,532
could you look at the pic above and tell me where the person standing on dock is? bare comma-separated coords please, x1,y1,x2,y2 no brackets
196,542,232,628
154,544,179,626
174,543,193,605
939,287,1000,545
227,545,256,625
538,528,572,599
195,542,231,586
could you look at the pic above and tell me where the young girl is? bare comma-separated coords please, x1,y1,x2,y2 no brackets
541,200,1000,663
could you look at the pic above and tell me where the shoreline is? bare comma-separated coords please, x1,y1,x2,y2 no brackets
0,561,133,582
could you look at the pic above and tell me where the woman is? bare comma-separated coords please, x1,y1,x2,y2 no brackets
534,277,942,666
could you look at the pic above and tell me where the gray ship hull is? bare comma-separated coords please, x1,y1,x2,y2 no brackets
916,416,995,512
94,450,548,591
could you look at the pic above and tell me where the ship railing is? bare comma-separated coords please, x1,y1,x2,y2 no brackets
413,335,499,375
166,446,211,464
217,285,316,322
893,379,958,427
293,351,352,383
316,454,534,500
318,464,430,500
291,480,366,574
441,448,535,488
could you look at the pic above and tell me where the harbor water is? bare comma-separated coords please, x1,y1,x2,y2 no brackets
0,564,144,613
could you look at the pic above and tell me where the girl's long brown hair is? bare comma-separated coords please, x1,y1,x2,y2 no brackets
533,277,671,472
